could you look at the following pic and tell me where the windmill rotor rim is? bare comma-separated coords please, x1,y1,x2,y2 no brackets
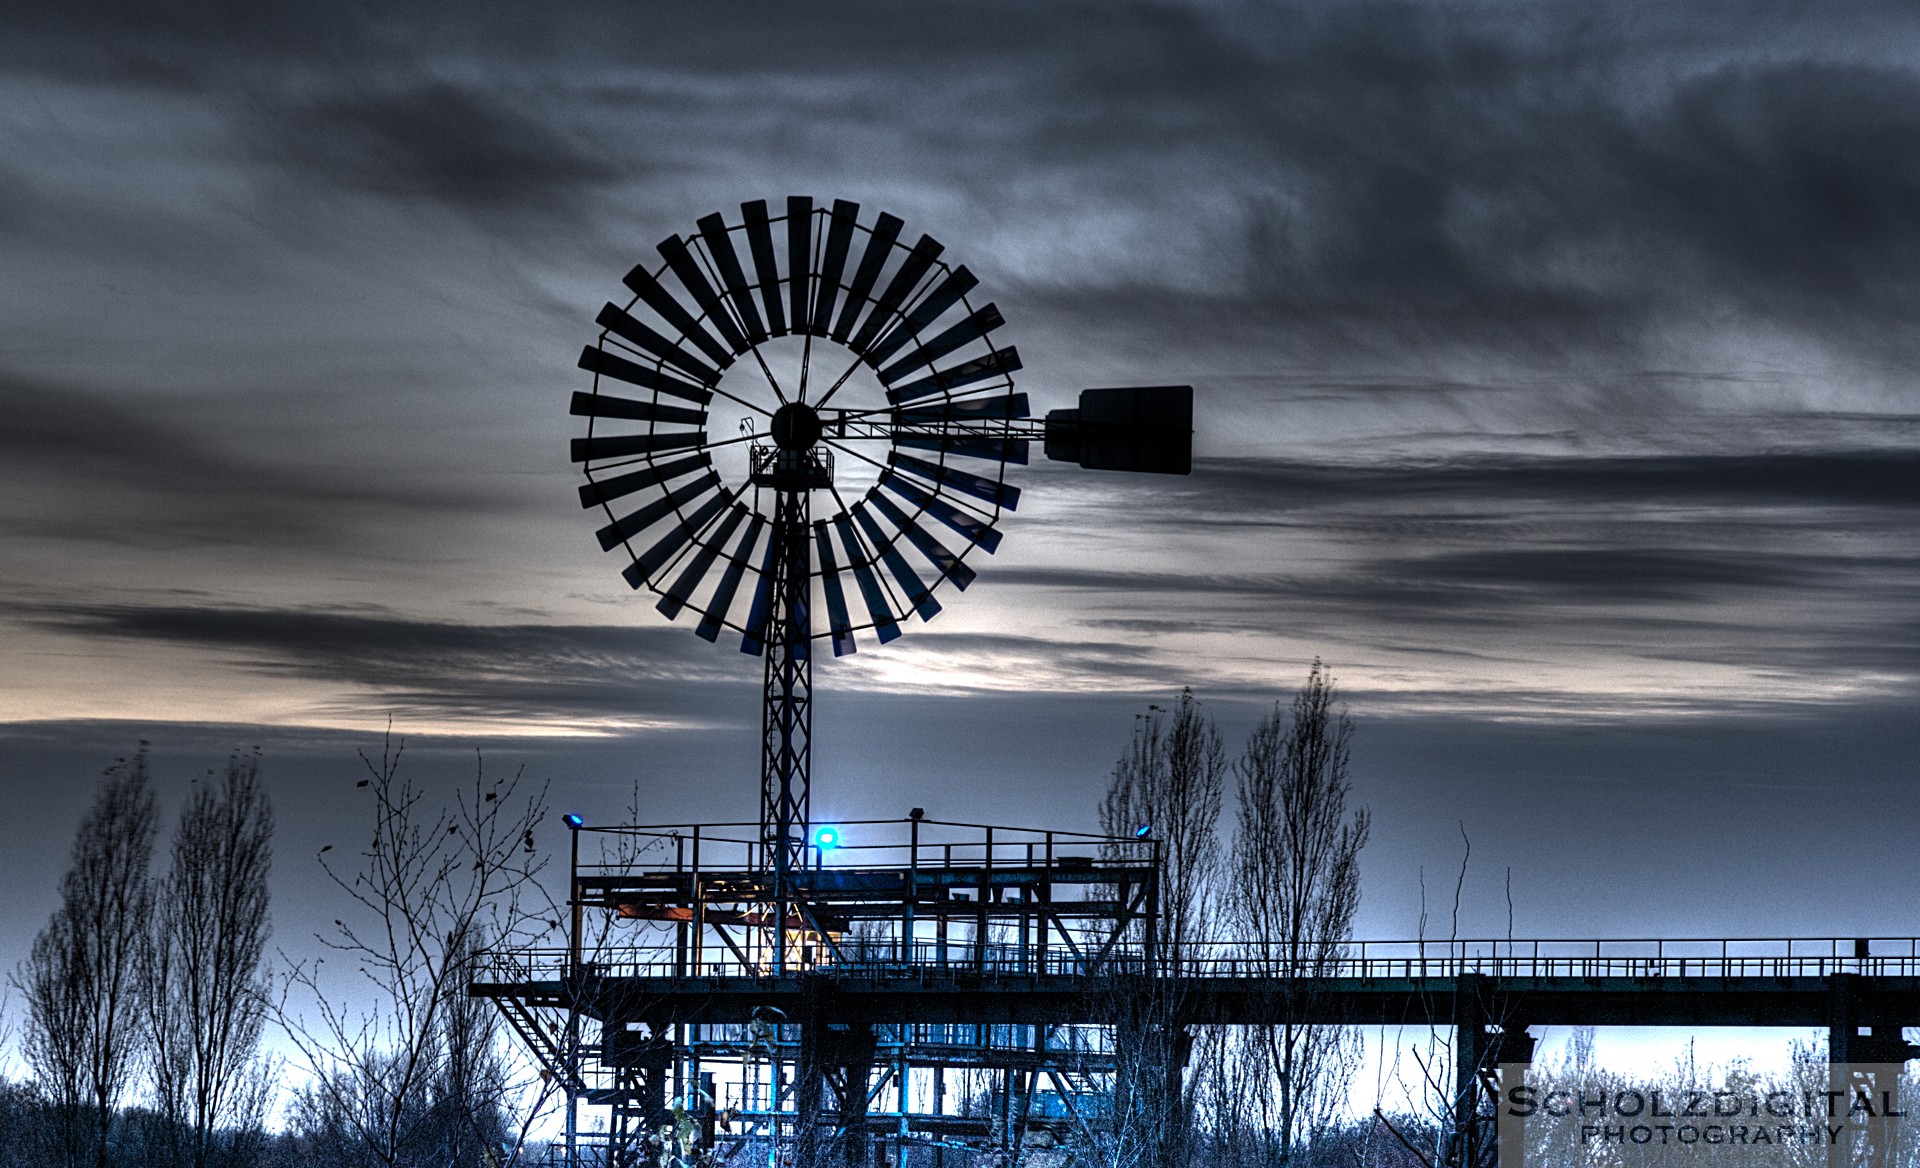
572,197,1028,654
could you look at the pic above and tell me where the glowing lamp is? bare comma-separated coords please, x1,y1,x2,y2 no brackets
1134,824,1152,839
563,814,584,829
812,825,841,850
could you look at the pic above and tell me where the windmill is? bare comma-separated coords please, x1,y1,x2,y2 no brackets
571,197,1190,970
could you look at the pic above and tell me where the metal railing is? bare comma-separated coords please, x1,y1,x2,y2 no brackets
568,816,1156,882
1163,936,1920,979
479,937,1920,986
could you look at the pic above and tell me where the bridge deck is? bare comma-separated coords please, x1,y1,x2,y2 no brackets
473,968,1920,1029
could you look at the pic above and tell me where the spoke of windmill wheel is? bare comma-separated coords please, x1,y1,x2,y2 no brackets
621,265,735,371
595,471,720,551
742,200,787,337
852,503,941,621
868,490,977,590
578,453,713,509
831,213,904,343
803,349,869,412
697,377,780,422
595,304,721,386
877,471,1003,553
626,490,731,587
810,200,859,337
849,236,944,356
695,515,765,643
832,514,902,643
815,434,897,478
658,502,751,620
785,196,813,334
888,451,1022,510
865,267,979,370
811,520,857,657
690,430,777,457
796,328,815,404
743,336,788,405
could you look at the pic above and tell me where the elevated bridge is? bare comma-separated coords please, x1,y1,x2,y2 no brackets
474,818,1920,1166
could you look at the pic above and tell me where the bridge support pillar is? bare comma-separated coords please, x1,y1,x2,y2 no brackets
1828,972,1918,1168
794,977,878,1168
1453,975,1487,1168
1453,975,1533,1168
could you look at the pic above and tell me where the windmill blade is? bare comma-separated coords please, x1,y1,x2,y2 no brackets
852,503,941,621
571,430,707,463
886,346,1023,404
657,503,751,620
895,433,1029,465
695,515,765,643
737,527,787,657
596,472,720,551
848,235,943,355
697,213,768,345
894,392,1029,423
889,451,1021,510
832,514,902,643
868,490,977,590
831,212,904,343
595,304,721,386
785,196,813,334
621,264,734,371
569,392,704,428
810,200,859,338
877,304,1004,386
580,453,713,509
878,470,1003,553
659,234,750,355
741,200,787,337
864,266,978,369
811,520,857,657
626,491,729,585
578,347,713,406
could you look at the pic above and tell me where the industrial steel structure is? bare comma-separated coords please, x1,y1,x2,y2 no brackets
475,816,1165,1164
474,197,1920,1166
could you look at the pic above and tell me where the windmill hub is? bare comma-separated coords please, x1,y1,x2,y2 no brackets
770,402,823,451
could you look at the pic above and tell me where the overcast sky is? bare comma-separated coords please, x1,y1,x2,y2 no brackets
3,0,1919,977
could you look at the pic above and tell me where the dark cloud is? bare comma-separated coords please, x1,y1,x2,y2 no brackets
1062,449,1920,523
252,82,623,215
21,601,760,726
0,370,493,553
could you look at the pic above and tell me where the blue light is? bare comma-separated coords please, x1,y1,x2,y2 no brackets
1134,824,1152,839
812,825,841,850
563,814,584,829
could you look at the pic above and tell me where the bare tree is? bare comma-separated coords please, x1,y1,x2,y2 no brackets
1100,688,1226,965
1229,661,1370,1168
145,751,274,1168
275,735,557,1168
17,751,158,1168
1097,689,1226,1168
